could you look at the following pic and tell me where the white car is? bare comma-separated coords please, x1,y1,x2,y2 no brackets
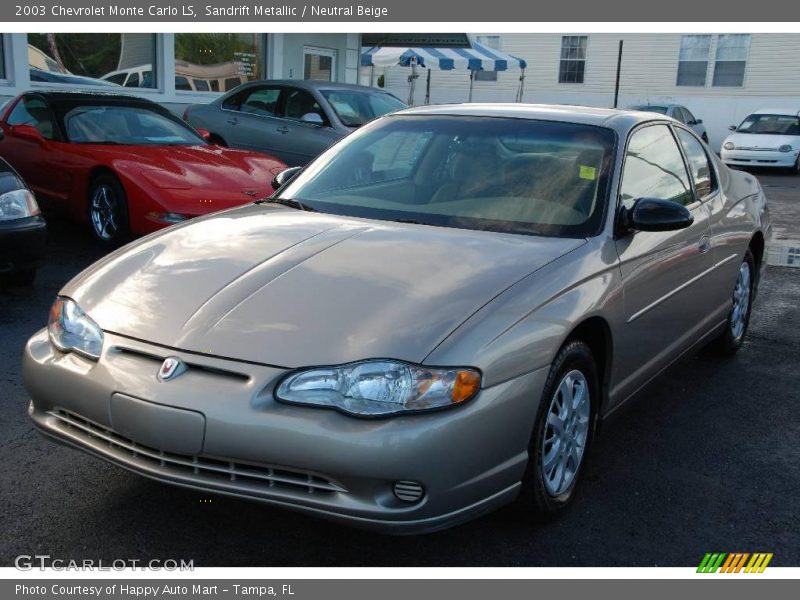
721,109,800,174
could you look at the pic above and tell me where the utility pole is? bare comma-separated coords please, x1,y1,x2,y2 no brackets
613,39,623,108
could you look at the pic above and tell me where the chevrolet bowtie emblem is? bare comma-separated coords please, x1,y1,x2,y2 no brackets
157,356,187,382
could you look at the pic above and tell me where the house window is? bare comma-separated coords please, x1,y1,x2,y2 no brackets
174,33,262,92
27,33,156,88
676,34,710,86
559,36,587,84
474,35,500,82
304,47,336,81
712,34,750,87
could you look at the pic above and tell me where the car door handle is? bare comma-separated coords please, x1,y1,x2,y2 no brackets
277,126,290,134
227,117,239,125
698,236,711,254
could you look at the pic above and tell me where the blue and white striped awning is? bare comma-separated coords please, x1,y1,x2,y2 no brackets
361,42,527,71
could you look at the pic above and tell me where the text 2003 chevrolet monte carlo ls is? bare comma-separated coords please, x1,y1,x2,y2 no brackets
24,104,770,533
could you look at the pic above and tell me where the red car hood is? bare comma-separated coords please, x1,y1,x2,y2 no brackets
100,144,285,205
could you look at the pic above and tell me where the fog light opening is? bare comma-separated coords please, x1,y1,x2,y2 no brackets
393,480,425,503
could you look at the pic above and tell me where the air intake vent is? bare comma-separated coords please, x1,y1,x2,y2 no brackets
394,480,425,503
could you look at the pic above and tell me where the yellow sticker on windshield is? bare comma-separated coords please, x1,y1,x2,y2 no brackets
579,165,597,180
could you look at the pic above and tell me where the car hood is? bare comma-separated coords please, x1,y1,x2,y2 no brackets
96,144,285,195
62,206,585,367
724,132,800,149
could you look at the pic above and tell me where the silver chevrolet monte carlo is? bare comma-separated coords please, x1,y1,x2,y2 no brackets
24,104,770,533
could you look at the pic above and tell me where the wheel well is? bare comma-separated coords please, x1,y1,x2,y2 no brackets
88,166,117,188
208,133,227,146
749,231,765,290
567,317,612,410
749,231,765,271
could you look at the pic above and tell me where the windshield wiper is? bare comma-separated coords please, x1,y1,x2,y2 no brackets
256,197,318,212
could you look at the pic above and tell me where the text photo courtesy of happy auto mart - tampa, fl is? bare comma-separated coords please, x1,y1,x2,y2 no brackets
0,2,799,595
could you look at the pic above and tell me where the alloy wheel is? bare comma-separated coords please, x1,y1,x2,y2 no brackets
730,261,751,341
541,369,591,497
90,184,120,241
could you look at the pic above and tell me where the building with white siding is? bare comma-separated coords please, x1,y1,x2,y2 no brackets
377,33,800,150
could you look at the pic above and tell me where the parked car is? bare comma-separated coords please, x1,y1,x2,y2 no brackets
0,91,286,245
0,144,46,286
24,104,769,533
721,108,800,174
629,104,708,142
184,80,407,166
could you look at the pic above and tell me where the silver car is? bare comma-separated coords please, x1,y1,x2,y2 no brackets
184,80,406,166
629,104,709,143
24,104,769,533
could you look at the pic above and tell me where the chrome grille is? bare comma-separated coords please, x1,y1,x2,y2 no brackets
735,146,778,151
48,409,346,496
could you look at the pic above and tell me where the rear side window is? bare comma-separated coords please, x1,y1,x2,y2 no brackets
240,87,281,117
676,128,715,198
620,124,693,208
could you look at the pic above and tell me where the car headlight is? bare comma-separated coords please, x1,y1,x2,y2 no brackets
778,144,793,153
48,297,104,360
0,189,40,221
723,141,735,150
275,360,481,417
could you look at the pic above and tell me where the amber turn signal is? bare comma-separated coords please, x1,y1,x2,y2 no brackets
451,370,481,403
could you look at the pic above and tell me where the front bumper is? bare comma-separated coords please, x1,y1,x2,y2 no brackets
24,329,546,534
721,148,799,168
0,215,46,274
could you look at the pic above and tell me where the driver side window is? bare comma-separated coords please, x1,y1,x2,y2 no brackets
8,96,58,140
283,89,327,125
620,125,693,209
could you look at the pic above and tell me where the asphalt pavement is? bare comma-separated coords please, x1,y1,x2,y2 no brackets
1,172,798,567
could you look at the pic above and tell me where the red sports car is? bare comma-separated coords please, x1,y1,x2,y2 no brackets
0,91,287,244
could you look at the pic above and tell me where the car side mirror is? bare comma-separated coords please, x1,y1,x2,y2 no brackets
196,127,212,141
301,113,324,126
728,125,737,131
620,197,694,233
694,118,703,125
271,166,303,191
13,124,46,144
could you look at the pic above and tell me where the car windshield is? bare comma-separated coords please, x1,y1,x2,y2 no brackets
736,113,800,135
630,105,668,114
321,90,407,127
62,104,205,145
278,115,616,238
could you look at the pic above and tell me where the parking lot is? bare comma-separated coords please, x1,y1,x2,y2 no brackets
1,171,798,567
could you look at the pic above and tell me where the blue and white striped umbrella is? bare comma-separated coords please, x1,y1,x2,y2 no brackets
361,42,527,72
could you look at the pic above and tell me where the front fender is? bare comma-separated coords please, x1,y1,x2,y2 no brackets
424,237,624,390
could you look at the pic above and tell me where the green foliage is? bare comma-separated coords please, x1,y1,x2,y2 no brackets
28,33,121,78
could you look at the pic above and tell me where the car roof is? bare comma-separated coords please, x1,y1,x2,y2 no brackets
24,90,157,105
752,107,800,116
394,103,668,131
230,80,395,94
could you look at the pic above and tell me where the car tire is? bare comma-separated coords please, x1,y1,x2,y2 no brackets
1,268,36,287
517,340,598,518
88,173,131,246
792,156,800,175
713,248,756,355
